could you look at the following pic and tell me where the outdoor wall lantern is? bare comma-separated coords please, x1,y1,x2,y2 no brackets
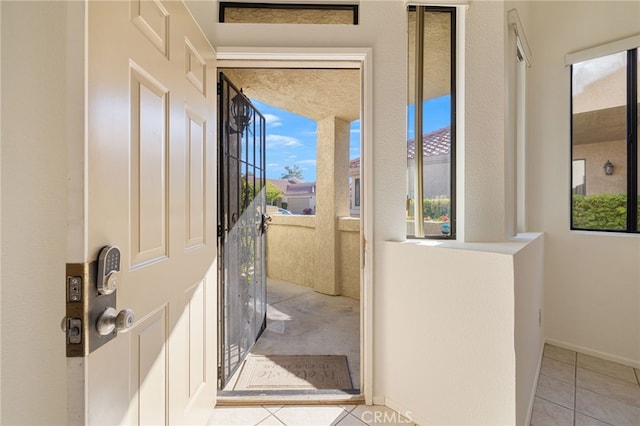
603,160,614,176
231,89,252,134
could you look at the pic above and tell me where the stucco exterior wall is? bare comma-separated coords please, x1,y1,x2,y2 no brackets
266,215,316,288
266,215,361,300
338,217,360,300
573,139,626,196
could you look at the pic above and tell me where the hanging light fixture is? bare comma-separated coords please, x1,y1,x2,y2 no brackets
231,89,251,134
603,160,614,176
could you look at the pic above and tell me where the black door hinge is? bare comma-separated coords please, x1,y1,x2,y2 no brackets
217,82,221,95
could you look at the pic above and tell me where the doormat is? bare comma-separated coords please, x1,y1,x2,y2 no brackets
233,355,353,391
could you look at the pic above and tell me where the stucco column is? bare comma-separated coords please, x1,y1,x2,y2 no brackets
314,116,350,295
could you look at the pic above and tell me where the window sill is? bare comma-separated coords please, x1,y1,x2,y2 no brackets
569,229,640,238
399,232,543,255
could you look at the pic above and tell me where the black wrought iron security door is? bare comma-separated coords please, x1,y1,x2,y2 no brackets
218,73,267,389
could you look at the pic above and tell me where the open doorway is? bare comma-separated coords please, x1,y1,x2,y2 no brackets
217,66,363,399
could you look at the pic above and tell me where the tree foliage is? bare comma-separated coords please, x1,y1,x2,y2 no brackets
281,164,304,181
265,181,283,204
241,178,283,207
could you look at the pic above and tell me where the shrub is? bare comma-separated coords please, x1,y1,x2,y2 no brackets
407,198,450,221
572,193,627,230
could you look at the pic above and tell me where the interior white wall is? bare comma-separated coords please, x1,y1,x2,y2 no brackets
194,0,546,418
514,233,545,425
1,2,69,424
0,0,3,410
463,0,508,242
377,239,544,425
6,0,633,421
526,0,640,366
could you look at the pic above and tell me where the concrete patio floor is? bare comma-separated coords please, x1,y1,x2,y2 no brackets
225,278,360,391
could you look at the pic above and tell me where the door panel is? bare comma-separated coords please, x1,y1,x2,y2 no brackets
218,74,267,388
76,1,217,424
130,64,169,265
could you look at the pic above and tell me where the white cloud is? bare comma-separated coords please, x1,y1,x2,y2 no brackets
350,128,361,134
263,113,282,128
297,159,317,166
266,134,302,148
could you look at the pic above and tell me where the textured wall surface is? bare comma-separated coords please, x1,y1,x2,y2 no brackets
266,215,361,300
266,215,316,288
338,217,360,300
224,8,354,25
526,0,640,366
1,2,71,424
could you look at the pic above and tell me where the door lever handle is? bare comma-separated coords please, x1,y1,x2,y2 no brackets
260,213,272,235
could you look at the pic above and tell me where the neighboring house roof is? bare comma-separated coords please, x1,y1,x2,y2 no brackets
265,177,315,197
265,177,290,194
349,126,451,169
285,182,315,196
407,126,451,159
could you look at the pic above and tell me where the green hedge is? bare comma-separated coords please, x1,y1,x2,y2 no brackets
408,198,450,221
572,193,627,230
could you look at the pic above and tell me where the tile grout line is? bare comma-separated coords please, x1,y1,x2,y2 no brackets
577,364,640,385
252,407,278,426
548,347,638,386
535,394,574,411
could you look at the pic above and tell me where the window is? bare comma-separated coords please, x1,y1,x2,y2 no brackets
219,2,359,25
354,178,360,207
571,47,638,232
407,6,456,238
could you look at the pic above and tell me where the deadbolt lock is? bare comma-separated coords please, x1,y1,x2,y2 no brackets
64,245,132,357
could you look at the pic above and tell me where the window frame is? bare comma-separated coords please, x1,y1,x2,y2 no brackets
569,47,639,233
219,2,359,25
407,5,457,239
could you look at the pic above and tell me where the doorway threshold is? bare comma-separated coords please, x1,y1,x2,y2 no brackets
216,389,364,407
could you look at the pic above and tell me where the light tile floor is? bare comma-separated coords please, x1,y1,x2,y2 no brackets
216,279,640,425
531,344,640,426
207,404,415,426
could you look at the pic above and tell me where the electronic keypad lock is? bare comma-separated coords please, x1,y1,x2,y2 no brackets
63,245,135,357
97,245,120,295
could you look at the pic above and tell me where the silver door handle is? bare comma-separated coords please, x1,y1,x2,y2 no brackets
260,213,272,234
96,307,135,336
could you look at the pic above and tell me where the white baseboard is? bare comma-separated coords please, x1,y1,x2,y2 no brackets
372,396,385,406
546,338,640,369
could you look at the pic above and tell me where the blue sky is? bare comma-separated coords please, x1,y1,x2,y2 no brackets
253,94,450,182
252,99,360,182
407,95,451,140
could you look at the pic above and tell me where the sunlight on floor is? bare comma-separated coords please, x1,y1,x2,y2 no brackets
224,278,360,391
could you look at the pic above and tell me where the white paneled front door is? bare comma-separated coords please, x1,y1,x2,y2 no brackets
67,1,217,424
